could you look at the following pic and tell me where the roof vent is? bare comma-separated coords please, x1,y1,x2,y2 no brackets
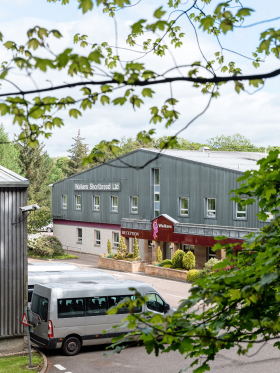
199,146,210,152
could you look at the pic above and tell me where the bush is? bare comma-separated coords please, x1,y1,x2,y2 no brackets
133,237,140,259
172,250,185,268
160,259,173,267
107,253,115,258
182,251,195,270
187,269,199,282
113,254,124,260
154,263,161,267
28,235,64,258
156,247,162,262
163,264,173,268
118,236,127,255
127,253,134,259
107,239,112,254
204,258,222,273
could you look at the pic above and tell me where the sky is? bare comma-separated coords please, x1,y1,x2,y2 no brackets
0,0,280,157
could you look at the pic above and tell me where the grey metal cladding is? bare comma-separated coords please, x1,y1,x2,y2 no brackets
0,187,28,338
51,149,264,229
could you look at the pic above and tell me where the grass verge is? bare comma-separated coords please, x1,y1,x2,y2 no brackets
0,351,44,373
28,250,78,260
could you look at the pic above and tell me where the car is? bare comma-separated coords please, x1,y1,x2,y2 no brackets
41,223,53,232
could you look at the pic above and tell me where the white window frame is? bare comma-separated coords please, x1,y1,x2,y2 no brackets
62,195,67,210
111,196,118,213
75,195,81,210
205,198,216,218
77,228,82,243
207,246,216,260
130,196,138,214
154,168,160,218
113,232,119,248
95,230,101,246
235,200,247,219
93,195,100,211
180,197,189,216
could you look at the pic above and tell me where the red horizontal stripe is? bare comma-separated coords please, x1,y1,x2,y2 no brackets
53,219,121,230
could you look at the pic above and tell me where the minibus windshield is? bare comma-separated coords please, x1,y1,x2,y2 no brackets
31,294,49,322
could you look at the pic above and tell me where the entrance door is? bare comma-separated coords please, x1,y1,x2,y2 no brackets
165,242,171,260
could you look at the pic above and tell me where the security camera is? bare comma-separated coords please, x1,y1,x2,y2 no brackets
20,204,40,212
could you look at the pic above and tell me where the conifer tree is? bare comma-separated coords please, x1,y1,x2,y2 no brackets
156,247,162,263
118,236,127,255
66,130,90,176
107,239,112,254
133,237,140,259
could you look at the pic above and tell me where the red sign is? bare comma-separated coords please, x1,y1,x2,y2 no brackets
21,313,29,327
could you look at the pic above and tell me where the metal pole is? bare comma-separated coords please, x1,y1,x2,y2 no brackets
26,325,32,367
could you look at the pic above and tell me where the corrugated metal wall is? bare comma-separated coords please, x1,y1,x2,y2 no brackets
52,150,263,229
0,187,27,338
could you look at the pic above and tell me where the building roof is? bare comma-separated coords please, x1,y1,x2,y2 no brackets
0,165,29,187
143,149,267,172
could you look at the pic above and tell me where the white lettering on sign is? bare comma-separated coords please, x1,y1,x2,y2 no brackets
74,182,120,191
121,230,140,237
159,224,172,229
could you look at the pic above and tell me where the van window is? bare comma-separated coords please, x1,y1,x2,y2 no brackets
28,286,34,303
108,295,142,314
146,293,164,313
86,297,107,316
57,298,85,318
31,294,49,322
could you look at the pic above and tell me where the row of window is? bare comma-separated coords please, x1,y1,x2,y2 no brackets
31,293,166,322
77,228,119,247
65,194,247,220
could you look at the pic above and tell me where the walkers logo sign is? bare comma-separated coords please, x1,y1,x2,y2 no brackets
74,182,121,191
153,219,158,239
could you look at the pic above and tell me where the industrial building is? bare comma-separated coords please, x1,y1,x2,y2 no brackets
0,166,29,353
51,148,265,267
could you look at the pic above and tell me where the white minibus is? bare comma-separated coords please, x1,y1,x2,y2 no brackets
28,270,116,303
28,263,79,272
30,280,175,356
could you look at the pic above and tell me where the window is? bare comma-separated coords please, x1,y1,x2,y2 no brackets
206,198,216,218
86,296,107,316
57,298,85,318
108,295,142,314
131,196,138,214
93,196,100,211
207,247,216,260
236,201,247,219
28,285,34,303
111,196,118,212
146,293,164,313
113,232,119,247
95,230,101,246
31,294,48,322
77,228,82,243
75,195,81,210
182,244,194,253
62,195,67,209
180,198,189,216
154,168,160,218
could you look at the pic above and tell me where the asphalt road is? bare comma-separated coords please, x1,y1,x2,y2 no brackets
28,254,280,373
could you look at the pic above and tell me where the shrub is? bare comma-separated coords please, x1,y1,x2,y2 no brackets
156,247,162,263
127,253,134,259
154,263,161,267
163,264,173,268
172,250,185,268
118,236,127,255
107,239,112,254
187,269,199,282
134,256,141,261
204,258,222,273
197,269,207,279
107,253,114,258
133,237,140,259
160,259,173,267
182,251,195,270
28,235,64,258
113,254,123,260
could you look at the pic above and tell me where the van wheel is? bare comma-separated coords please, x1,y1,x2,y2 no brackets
62,336,81,356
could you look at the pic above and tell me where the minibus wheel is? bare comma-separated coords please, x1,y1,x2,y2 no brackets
62,336,81,356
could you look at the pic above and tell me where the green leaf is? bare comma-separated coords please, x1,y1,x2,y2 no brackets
4,41,15,49
50,29,63,38
249,79,264,88
100,95,110,105
154,6,166,19
88,51,104,64
112,97,127,105
101,85,112,93
236,7,254,18
0,104,10,115
142,88,155,98
214,2,230,15
27,38,41,50
220,19,233,34
199,16,215,31
69,109,82,118
130,19,146,34
78,0,93,13
38,27,48,40
0,69,8,79
114,0,130,7
52,117,64,127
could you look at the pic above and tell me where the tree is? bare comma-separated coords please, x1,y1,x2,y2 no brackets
108,149,280,372
133,237,140,259
107,239,112,254
207,134,264,152
0,124,21,174
156,247,162,263
66,130,90,176
0,1,278,168
118,236,127,255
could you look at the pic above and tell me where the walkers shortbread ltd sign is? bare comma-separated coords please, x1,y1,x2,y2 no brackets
74,182,121,191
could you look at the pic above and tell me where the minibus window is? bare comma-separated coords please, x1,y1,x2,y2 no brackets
108,295,142,314
31,294,49,322
28,290,33,303
86,297,108,316
146,293,164,313
57,298,85,318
